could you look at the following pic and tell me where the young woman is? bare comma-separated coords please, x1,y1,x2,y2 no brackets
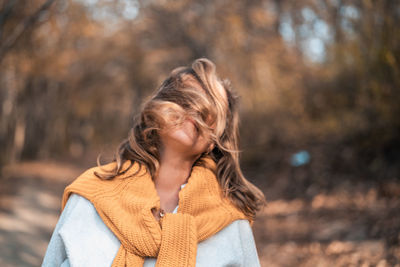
42,58,266,267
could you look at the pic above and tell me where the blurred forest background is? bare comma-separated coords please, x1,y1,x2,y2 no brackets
0,0,399,266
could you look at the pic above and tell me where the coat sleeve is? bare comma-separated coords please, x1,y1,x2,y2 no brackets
237,220,262,267
42,193,121,267
41,194,81,266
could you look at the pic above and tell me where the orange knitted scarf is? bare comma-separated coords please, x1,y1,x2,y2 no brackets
61,156,251,267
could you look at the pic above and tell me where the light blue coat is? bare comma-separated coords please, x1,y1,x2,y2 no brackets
42,183,261,267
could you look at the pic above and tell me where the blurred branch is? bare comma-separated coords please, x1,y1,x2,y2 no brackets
0,0,18,40
0,0,56,63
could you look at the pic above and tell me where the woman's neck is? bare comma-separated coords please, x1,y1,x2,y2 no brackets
153,147,200,212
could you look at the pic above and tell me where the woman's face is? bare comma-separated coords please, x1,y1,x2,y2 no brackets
159,75,227,158
159,116,213,157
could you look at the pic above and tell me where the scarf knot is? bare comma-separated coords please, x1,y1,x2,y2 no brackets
61,156,251,266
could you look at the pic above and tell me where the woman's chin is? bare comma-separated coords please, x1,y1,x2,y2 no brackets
172,137,207,156
161,124,209,156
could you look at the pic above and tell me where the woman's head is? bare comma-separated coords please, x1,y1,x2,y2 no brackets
95,58,266,220
140,58,234,160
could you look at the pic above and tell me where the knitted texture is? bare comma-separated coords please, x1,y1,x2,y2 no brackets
61,155,251,267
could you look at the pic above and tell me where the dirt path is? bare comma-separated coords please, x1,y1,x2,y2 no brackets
0,160,399,266
0,161,84,267
253,182,400,266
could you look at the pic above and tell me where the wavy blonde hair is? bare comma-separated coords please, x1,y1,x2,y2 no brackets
94,58,266,220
